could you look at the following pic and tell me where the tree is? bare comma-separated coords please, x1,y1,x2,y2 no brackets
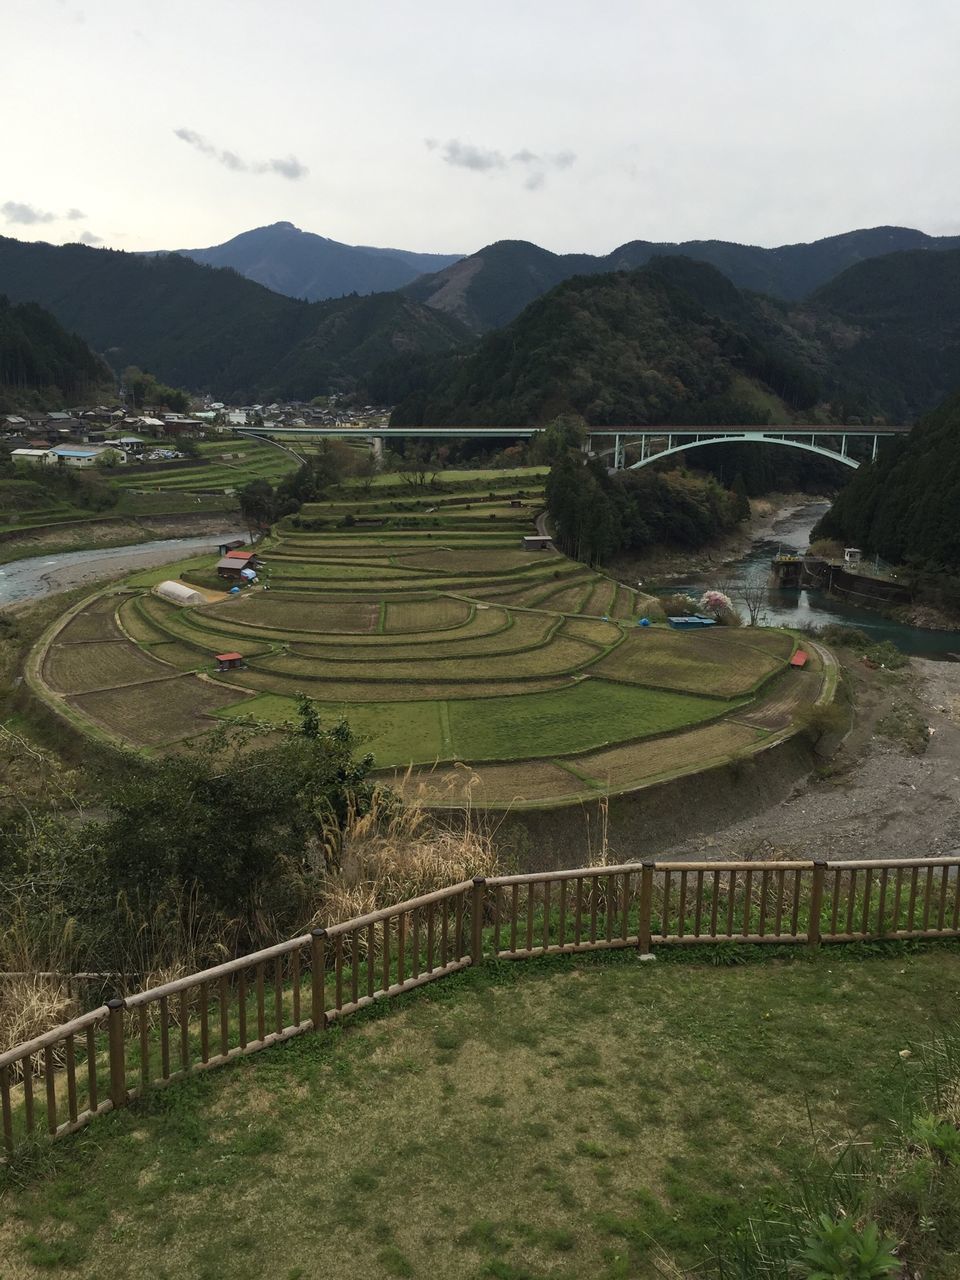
239,478,276,533
730,472,751,522
94,709,375,938
356,450,377,493
740,574,768,626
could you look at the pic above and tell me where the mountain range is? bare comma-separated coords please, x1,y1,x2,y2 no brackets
404,227,960,332
154,223,960,326
2,227,960,421
386,249,960,425
158,222,463,302
0,237,469,401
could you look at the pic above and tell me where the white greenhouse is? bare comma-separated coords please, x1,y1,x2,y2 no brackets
154,580,204,606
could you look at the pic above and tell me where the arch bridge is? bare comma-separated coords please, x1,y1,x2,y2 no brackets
234,423,909,471
589,425,908,471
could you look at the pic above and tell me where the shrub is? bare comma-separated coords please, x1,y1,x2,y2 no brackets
795,1215,898,1279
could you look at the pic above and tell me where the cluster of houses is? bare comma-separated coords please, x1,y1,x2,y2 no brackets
2,397,392,471
1,407,209,468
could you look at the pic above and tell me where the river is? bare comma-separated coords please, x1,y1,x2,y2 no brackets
652,500,959,658
0,531,245,610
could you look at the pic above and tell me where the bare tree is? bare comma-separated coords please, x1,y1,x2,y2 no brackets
741,573,769,626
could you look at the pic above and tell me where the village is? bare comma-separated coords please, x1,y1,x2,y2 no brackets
1,398,391,470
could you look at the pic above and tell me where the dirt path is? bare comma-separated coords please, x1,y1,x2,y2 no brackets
665,654,960,861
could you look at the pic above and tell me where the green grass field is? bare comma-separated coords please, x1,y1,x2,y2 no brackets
29,468,825,803
3,947,957,1279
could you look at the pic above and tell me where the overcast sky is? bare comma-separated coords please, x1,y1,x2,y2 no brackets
4,0,959,257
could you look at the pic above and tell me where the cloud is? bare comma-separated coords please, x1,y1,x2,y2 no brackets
2,201,92,226
174,127,308,180
2,201,57,225
432,138,506,172
426,139,576,190
78,230,103,245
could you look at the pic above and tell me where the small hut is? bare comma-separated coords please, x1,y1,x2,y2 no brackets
215,652,243,672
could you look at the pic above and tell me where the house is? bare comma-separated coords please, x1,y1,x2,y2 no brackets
2,415,27,430
49,444,128,468
115,435,148,453
216,551,259,579
10,447,54,466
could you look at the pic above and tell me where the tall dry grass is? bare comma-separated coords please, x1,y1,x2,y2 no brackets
307,785,501,929
0,896,79,1078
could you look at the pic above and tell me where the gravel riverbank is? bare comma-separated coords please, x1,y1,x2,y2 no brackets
665,654,960,862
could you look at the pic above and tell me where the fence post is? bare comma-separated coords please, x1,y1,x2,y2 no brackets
639,863,655,956
471,878,486,965
310,928,327,1031
106,998,127,1110
808,862,826,949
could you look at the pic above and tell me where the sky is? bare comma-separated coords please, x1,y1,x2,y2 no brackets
3,0,960,257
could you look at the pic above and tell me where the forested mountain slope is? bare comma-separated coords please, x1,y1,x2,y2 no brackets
406,227,960,332
0,294,112,410
813,390,960,572
0,238,469,400
389,258,828,427
809,249,960,419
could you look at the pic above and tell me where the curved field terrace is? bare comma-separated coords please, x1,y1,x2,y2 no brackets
30,473,834,806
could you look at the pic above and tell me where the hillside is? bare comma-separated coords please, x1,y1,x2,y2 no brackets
163,221,463,302
808,248,960,418
406,226,960,332
0,237,469,400
0,294,112,411
390,257,828,427
813,389,960,572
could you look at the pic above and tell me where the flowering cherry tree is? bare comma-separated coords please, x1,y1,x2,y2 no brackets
699,590,735,619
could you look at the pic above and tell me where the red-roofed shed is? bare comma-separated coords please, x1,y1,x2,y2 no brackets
215,652,243,671
789,650,808,668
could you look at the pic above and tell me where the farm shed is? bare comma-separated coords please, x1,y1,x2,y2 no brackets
215,652,243,671
218,538,246,555
217,549,261,579
154,580,204,606
522,535,553,551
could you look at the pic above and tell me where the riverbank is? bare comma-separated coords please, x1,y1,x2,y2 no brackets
0,526,246,611
607,491,830,582
663,649,960,862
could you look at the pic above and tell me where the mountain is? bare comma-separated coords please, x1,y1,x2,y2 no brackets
0,294,112,411
162,222,463,302
0,237,469,400
813,389,960,573
389,257,827,427
406,227,960,332
807,249,960,419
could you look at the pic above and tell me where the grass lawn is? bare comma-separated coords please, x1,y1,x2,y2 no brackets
3,947,957,1279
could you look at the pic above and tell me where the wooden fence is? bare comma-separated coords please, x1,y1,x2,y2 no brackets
3,857,960,1157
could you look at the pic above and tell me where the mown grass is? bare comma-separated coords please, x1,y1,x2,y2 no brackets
2,946,958,1279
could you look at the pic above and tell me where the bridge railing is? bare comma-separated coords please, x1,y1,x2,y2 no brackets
3,858,958,1157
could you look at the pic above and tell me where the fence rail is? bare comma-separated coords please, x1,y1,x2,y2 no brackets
3,858,960,1157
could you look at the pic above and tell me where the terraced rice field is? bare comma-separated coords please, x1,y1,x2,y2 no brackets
33,469,829,802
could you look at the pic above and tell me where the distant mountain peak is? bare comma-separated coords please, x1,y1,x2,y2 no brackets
164,224,464,303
